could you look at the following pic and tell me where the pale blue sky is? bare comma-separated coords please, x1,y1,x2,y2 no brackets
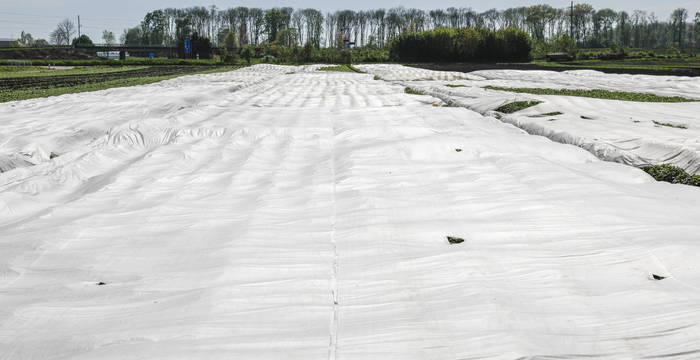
2,0,698,42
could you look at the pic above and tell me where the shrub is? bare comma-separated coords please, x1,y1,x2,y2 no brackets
643,164,700,187
72,35,94,47
404,87,424,95
388,26,531,63
495,101,541,113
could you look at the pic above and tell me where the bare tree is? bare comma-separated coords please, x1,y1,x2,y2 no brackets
695,12,700,49
50,18,75,45
102,30,116,45
671,8,688,48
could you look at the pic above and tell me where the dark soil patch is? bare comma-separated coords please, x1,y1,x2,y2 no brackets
447,236,465,244
0,66,215,91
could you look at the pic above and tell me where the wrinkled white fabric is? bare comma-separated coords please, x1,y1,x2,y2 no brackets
2,65,700,359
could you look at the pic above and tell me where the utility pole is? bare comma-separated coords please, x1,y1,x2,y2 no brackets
570,1,574,40
77,15,81,38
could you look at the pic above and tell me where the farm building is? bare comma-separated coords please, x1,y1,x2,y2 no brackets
0,38,18,47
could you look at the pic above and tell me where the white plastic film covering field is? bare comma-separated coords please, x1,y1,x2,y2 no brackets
359,64,700,174
1,64,700,359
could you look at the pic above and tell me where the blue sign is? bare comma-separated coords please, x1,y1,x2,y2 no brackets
184,40,191,54
149,52,155,58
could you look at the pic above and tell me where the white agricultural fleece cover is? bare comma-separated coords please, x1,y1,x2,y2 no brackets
358,64,700,174
1,64,700,359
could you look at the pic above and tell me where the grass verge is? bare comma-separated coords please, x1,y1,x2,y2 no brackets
0,58,232,67
530,59,700,73
485,86,698,103
496,101,541,113
318,64,364,73
644,164,700,187
0,66,148,79
653,120,687,129
0,66,239,103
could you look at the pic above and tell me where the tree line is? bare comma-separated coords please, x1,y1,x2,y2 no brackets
389,27,531,62
12,5,700,52
116,5,699,50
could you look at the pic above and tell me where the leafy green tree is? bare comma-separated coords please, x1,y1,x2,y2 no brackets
265,9,289,43
223,29,240,51
241,45,254,63
671,8,688,48
302,41,313,62
570,4,594,45
276,28,299,46
72,34,94,46
142,10,168,45
695,12,700,49
552,34,576,52
176,33,212,58
175,16,193,43
221,29,240,63
121,27,143,45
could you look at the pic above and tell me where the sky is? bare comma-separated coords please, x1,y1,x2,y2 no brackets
1,0,698,42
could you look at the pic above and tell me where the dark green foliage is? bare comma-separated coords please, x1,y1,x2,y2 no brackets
653,120,687,129
302,41,314,62
643,164,700,187
447,236,465,244
485,86,698,103
264,9,289,44
318,65,362,72
495,101,541,113
529,111,564,117
177,33,212,59
404,87,424,95
445,84,466,88
259,45,388,64
531,34,576,59
72,35,94,47
241,46,254,64
388,27,531,63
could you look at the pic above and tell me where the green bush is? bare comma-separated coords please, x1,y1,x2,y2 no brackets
484,86,698,103
643,164,700,187
388,26,531,63
495,101,541,113
264,46,388,64
72,35,94,47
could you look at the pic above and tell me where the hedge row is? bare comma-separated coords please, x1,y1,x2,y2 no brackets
388,27,531,63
